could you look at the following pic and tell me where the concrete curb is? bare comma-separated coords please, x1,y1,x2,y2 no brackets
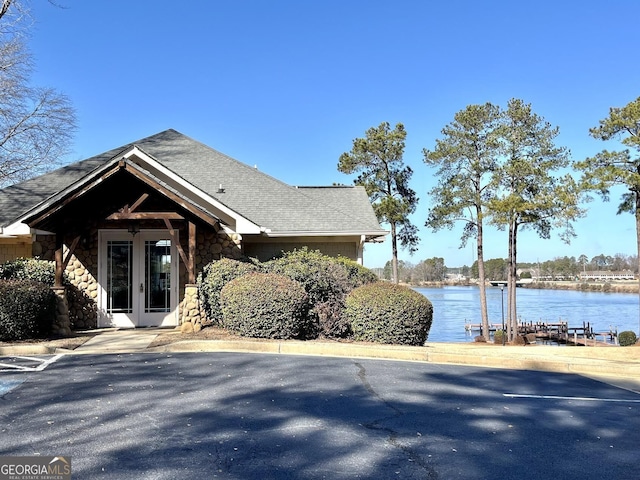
148,340,640,380
2,339,639,384
0,345,58,355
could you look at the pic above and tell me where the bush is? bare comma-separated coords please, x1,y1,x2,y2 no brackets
264,248,350,305
493,329,505,344
619,330,638,347
0,257,55,285
220,273,310,339
197,258,260,324
333,256,379,290
264,248,354,338
345,282,433,346
0,279,56,341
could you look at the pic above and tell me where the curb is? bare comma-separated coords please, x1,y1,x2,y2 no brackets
149,340,640,380
2,340,639,383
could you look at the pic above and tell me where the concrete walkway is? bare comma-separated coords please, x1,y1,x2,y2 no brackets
71,329,159,354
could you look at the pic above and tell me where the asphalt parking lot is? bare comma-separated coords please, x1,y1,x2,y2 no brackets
0,352,639,479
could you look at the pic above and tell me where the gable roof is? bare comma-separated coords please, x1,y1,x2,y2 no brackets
0,129,387,239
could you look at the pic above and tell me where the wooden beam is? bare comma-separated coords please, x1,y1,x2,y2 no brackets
123,163,219,227
54,232,64,287
27,163,123,227
162,218,193,281
188,221,196,284
129,193,149,213
106,212,184,220
62,235,81,271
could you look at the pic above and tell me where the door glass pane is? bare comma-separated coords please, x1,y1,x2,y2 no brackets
145,239,171,313
107,240,133,314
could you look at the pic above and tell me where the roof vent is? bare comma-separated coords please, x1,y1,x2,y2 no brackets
217,184,225,194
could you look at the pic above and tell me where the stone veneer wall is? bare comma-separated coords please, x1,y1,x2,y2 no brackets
179,228,242,330
34,233,99,330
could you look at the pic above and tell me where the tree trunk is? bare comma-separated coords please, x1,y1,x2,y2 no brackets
506,221,513,341
509,222,518,340
506,218,519,341
477,216,490,341
636,192,640,336
391,222,399,284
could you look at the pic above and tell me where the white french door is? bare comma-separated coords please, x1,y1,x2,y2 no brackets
99,230,179,327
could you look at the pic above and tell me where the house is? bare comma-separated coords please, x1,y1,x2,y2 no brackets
0,129,387,332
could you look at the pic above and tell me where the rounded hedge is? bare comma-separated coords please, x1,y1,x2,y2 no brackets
333,256,379,290
197,258,260,324
0,279,56,341
345,282,433,346
619,330,637,347
0,257,55,285
263,248,350,306
264,249,357,338
220,273,310,339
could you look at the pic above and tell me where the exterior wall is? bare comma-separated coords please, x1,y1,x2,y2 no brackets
0,238,32,263
244,239,358,262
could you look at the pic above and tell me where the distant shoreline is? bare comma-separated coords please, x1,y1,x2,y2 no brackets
523,280,638,294
414,280,640,294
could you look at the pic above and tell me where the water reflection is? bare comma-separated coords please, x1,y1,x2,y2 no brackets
416,286,640,343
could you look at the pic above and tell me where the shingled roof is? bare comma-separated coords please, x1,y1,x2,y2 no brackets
0,129,387,238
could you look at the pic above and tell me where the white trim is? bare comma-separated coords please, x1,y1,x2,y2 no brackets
357,235,365,265
260,230,389,238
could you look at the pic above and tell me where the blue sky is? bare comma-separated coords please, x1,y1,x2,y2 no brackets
24,0,640,268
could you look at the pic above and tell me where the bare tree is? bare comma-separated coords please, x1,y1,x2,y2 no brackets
0,0,75,186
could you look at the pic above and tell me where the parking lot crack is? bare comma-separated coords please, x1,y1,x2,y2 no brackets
354,362,439,479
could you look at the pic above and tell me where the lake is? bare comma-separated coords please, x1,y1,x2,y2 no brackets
415,286,640,342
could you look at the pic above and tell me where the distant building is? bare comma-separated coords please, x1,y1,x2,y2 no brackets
579,270,636,281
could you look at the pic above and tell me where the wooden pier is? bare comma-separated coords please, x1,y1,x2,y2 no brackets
465,320,618,346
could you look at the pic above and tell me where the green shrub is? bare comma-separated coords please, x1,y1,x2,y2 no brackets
197,258,260,324
199,249,379,338
493,329,505,344
333,256,379,290
264,248,349,305
619,330,638,347
345,282,433,346
220,273,310,339
0,279,56,341
264,248,354,338
0,257,55,285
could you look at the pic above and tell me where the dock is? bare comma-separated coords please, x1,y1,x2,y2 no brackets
465,320,618,346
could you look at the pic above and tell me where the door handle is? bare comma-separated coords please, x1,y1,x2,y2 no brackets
140,283,144,292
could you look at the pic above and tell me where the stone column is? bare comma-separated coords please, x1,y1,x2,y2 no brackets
51,286,72,337
180,284,205,333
